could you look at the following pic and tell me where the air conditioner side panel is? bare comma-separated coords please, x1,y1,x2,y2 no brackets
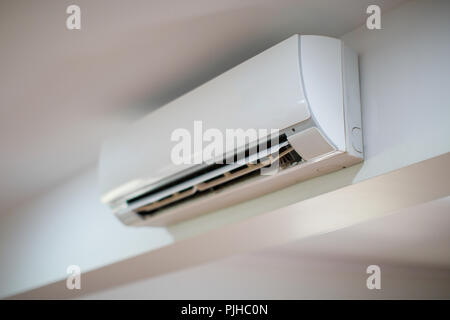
342,44,364,158
300,35,346,152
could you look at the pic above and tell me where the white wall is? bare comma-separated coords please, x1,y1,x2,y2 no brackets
0,169,173,297
342,0,450,182
1,0,449,298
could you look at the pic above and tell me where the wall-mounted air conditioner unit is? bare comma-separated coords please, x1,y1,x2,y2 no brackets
99,35,363,227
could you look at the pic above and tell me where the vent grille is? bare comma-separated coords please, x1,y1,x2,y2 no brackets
118,134,302,219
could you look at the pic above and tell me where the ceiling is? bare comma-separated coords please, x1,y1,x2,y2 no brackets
0,0,407,214
83,196,450,299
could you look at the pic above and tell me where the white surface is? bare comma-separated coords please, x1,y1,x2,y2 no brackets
83,258,450,299
342,0,450,182
100,34,311,202
101,34,361,227
288,127,336,160
1,0,449,299
342,44,364,156
271,197,450,270
0,169,173,298
82,197,450,299
300,35,345,151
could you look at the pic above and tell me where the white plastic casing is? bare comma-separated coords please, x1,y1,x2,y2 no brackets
99,34,363,226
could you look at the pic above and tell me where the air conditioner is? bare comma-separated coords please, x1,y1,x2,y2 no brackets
99,35,363,227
